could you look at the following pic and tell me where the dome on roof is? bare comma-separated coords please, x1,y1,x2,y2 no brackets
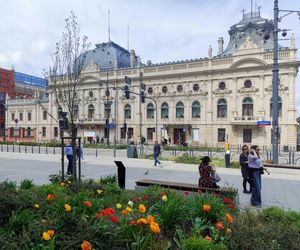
74,41,138,73
222,10,276,55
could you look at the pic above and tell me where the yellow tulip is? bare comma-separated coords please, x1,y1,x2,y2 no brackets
60,182,65,187
42,232,51,241
162,195,167,202
34,204,40,209
128,200,134,207
150,222,160,233
116,203,122,209
138,204,146,213
125,207,133,213
137,218,148,224
96,189,103,194
64,204,72,212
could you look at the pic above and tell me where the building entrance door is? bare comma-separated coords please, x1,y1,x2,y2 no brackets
174,128,185,145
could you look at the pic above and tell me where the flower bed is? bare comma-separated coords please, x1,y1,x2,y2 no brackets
0,178,299,249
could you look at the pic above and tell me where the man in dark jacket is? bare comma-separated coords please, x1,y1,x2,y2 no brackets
153,140,162,167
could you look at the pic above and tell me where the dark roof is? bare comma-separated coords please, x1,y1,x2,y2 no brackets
222,11,276,55
77,41,132,71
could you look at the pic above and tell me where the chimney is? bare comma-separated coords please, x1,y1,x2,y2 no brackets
218,37,224,55
130,49,135,67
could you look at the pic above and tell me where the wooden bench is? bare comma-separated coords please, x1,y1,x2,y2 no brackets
135,179,239,201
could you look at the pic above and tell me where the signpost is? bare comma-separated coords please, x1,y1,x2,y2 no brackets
256,120,272,126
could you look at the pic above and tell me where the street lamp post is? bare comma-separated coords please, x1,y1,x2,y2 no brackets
272,0,280,164
271,0,300,164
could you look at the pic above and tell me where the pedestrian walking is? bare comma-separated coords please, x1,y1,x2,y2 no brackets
248,145,263,207
64,141,73,175
239,145,252,194
153,140,162,167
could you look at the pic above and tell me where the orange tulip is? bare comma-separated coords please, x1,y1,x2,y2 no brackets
81,240,92,250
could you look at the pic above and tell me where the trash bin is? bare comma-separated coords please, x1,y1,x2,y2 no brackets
127,146,138,158
283,145,289,152
225,150,231,168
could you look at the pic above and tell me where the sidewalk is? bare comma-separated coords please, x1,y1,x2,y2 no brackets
1,152,300,211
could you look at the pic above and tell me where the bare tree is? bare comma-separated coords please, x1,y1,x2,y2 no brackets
46,11,90,181
48,11,90,137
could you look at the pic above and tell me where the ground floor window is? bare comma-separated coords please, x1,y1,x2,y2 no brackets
54,127,58,137
192,128,199,141
147,128,154,140
26,127,31,137
128,128,134,139
243,129,252,143
218,128,225,142
120,128,126,139
42,127,46,137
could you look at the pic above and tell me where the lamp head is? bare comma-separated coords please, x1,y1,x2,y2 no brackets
282,30,287,37
263,33,270,40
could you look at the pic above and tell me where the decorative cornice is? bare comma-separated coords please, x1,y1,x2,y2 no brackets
212,88,232,96
264,84,288,94
85,96,97,102
237,86,259,94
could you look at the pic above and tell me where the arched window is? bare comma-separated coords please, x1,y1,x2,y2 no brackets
161,102,169,118
242,97,253,116
217,99,227,118
270,96,282,117
192,101,201,118
124,104,131,119
147,103,155,119
74,105,79,119
176,102,184,118
88,104,94,119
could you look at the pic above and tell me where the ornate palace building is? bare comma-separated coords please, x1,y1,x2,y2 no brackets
4,10,300,148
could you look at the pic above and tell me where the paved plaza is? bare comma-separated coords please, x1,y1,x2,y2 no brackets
1,151,300,212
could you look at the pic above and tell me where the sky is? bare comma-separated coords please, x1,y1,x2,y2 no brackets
0,0,300,112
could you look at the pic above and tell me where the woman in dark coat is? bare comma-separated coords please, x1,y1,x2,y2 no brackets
198,156,218,188
239,145,252,193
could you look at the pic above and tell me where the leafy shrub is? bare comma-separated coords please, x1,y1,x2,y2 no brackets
20,179,35,190
174,153,200,164
227,208,300,250
182,236,227,250
157,193,190,232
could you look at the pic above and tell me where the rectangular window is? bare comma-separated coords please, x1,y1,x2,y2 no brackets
26,127,31,137
28,112,32,121
243,129,252,143
43,110,47,120
120,128,126,139
147,128,154,140
11,113,15,121
128,128,134,139
192,128,199,141
54,127,58,137
218,128,225,142
19,112,23,121
42,127,46,137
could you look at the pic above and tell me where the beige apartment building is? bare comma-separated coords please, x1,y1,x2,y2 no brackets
5,10,300,148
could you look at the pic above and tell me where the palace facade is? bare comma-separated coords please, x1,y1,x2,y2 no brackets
4,10,300,148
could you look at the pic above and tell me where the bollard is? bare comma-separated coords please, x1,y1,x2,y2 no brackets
1,144,2,152
13,144,15,153
96,149,98,157
53,147,55,154
114,161,126,189
46,146,48,154
39,145,40,154
7,144,9,152
25,145,27,154
225,150,231,168
19,144,21,153
32,145,34,154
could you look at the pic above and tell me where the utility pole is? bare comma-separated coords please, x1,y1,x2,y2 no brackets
105,73,111,146
272,0,279,164
270,0,300,164
139,71,143,142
